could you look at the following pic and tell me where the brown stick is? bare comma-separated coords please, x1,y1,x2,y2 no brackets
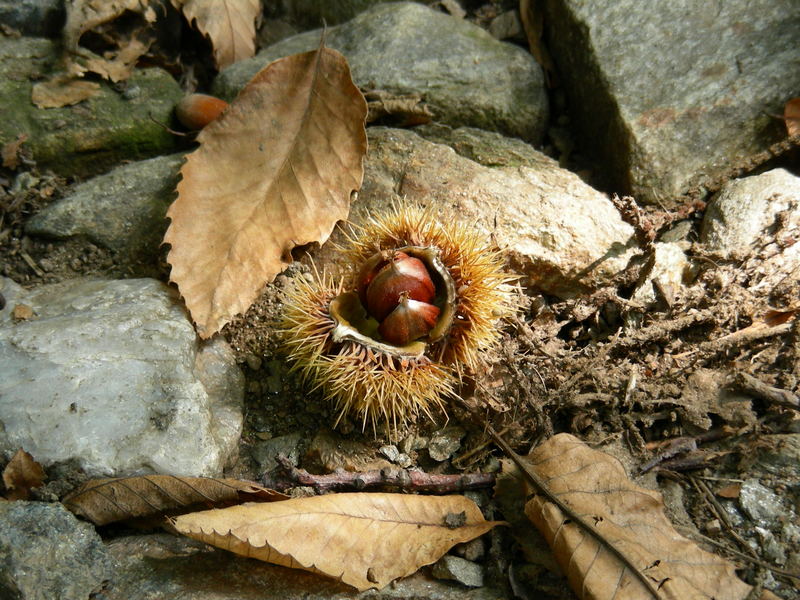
261,456,495,494
728,372,800,412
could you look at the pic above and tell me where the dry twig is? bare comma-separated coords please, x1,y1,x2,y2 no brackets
261,456,495,494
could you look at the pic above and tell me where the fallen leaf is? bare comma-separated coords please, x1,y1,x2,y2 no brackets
520,433,755,599
2,449,45,501
519,0,558,87
62,475,286,526
1,133,29,169
364,89,434,127
164,44,367,338
11,304,34,321
784,97,800,137
716,482,742,499
174,493,499,591
171,0,260,69
63,0,156,82
31,75,101,108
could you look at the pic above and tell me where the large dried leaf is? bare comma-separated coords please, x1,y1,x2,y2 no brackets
522,433,756,599
31,75,101,108
63,0,156,82
174,492,499,591
171,0,259,69
63,475,286,525
164,46,367,338
2,449,45,501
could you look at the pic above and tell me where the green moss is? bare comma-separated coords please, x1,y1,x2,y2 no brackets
0,38,182,177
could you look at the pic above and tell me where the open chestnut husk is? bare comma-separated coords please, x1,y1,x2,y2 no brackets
279,204,515,436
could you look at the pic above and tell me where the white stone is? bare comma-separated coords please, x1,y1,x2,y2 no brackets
0,277,243,477
631,242,689,305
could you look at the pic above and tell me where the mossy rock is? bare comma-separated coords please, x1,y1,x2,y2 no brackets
0,37,182,177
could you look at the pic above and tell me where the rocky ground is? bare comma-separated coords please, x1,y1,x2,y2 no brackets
1,1,799,599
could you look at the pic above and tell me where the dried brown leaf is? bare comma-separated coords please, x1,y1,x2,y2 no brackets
174,493,498,591
519,0,557,87
1,133,29,169
171,0,259,69
63,0,155,82
63,475,286,526
2,449,45,501
784,97,800,137
31,75,101,108
523,433,754,599
164,46,367,338
364,89,434,127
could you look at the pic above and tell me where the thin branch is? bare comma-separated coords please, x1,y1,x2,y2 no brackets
261,456,495,494
728,371,800,412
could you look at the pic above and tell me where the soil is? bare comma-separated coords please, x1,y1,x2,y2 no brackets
1,2,799,598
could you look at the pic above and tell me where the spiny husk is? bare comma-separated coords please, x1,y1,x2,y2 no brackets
279,269,457,435
345,204,516,375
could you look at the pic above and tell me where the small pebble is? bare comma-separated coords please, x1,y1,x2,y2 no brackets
380,445,400,462
431,555,484,588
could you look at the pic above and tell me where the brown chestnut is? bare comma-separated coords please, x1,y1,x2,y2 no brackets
365,252,435,321
378,293,441,346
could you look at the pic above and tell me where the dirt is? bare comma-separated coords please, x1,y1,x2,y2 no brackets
2,2,800,598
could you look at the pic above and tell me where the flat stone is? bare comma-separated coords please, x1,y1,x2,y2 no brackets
431,555,484,588
105,533,502,599
0,501,113,600
214,2,548,143
428,426,466,462
739,479,786,529
751,434,800,479
0,37,181,177
542,0,800,204
329,127,636,299
0,277,243,477
25,153,185,263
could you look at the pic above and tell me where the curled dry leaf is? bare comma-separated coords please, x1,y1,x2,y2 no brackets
174,492,499,591
2,449,45,501
63,0,156,82
784,97,800,137
171,0,260,69
31,75,101,109
63,475,286,526
164,45,367,338
1,134,29,170
520,433,755,600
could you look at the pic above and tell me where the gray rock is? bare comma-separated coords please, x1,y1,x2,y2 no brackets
25,153,185,263
414,124,556,169
739,479,786,529
0,0,64,36
251,433,303,474
431,555,484,588
0,501,113,600
0,37,181,178
327,127,636,299
542,0,800,204
428,426,466,462
751,434,800,479
106,533,502,599
379,444,400,462
454,538,485,562
215,3,548,142
701,169,800,257
278,0,387,29
0,277,243,477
